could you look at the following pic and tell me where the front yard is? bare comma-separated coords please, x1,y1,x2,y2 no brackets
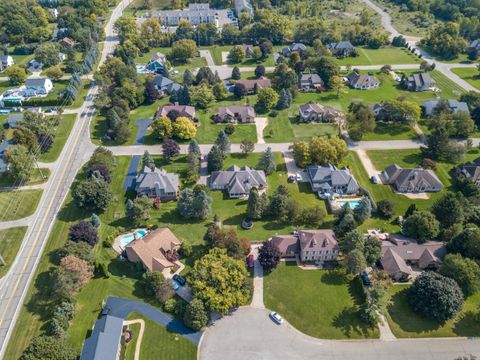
451,67,480,91
386,285,480,338
264,262,379,339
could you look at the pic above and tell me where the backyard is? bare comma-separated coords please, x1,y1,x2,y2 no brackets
0,227,27,278
386,285,480,338
263,262,379,339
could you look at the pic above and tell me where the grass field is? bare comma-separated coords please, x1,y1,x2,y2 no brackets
0,189,42,221
126,313,197,360
0,227,27,278
386,285,480,338
124,322,141,360
209,45,281,67
333,47,422,66
264,262,379,339
69,80,93,109
451,67,480,90
0,168,50,187
38,114,76,162
361,122,418,141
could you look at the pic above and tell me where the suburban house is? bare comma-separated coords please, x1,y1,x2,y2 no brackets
59,37,75,48
125,227,181,273
0,55,14,72
79,313,123,360
382,164,443,193
347,71,380,90
380,235,446,281
454,157,480,186
146,52,167,73
423,99,469,116
402,72,436,92
235,78,271,94
151,75,182,96
298,103,340,123
155,102,196,120
271,229,339,263
468,39,480,51
306,164,360,196
208,165,267,198
0,140,12,173
135,165,180,201
215,105,256,123
150,3,237,28
327,41,356,57
235,0,254,17
24,77,54,97
299,73,324,91
281,43,307,57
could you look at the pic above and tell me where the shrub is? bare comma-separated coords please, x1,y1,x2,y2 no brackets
69,220,99,246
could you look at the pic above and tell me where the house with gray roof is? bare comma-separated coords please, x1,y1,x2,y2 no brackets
382,164,443,193
402,72,435,92
0,55,14,72
151,75,182,96
281,43,307,57
135,165,180,201
215,105,256,123
298,103,340,123
454,157,480,187
299,73,324,91
381,235,446,281
24,77,53,97
79,314,123,360
208,165,267,198
306,164,360,197
468,39,480,51
0,140,12,173
423,99,469,116
6,114,23,128
347,71,380,90
327,41,356,57
146,52,167,73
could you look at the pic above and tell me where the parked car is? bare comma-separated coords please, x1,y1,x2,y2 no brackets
173,274,186,286
269,311,284,325
295,173,302,181
370,175,378,184
360,272,371,287
287,175,296,183
247,254,254,268
170,279,180,290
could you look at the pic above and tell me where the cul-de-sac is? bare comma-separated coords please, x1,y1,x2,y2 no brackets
0,0,479,359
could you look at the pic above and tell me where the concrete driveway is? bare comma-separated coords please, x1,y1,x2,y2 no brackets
255,117,268,144
283,151,307,181
199,307,480,360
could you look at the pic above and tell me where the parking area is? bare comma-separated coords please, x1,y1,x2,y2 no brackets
283,151,308,182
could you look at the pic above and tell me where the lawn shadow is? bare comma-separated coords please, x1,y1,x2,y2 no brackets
402,152,422,166
373,122,412,137
453,310,480,337
321,270,348,285
331,306,372,338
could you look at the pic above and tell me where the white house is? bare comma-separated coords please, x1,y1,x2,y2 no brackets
24,78,54,97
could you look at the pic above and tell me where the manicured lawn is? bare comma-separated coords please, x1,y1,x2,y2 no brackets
386,285,480,338
451,67,480,90
124,322,141,360
0,168,50,187
209,45,281,67
361,122,418,141
69,80,93,109
0,227,27,278
333,47,422,66
264,262,379,339
126,312,197,360
0,189,42,221
38,114,76,162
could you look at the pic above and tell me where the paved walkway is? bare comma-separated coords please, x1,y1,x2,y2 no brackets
105,296,203,345
123,155,141,190
0,215,35,230
251,246,264,309
123,319,145,360
255,118,268,144
378,314,396,341
354,149,380,179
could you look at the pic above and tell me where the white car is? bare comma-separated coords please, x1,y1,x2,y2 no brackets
295,173,302,181
269,311,284,324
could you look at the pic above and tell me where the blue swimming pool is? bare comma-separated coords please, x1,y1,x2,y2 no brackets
120,229,147,248
337,200,361,209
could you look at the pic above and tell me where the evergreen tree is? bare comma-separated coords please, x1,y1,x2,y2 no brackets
178,188,196,218
259,147,276,175
231,66,241,80
144,79,158,104
353,198,372,224
178,84,191,105
125,199,134,218
188,139,201,156
215,130,231,154
170,89,179,103
183,69,194,85
207,145,224,172
142,150,155,169
90,214,101,228
247,188,264,219
277,88,292,110
193,188,213,220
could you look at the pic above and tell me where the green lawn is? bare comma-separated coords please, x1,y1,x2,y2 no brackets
333,47,422,66
38,114,76,162
209,45,281,67
361,122,418,141
124,322,140,360
0,227,27,278
126,313,197,360
69,80,93,109
451,67,480,91
386,285,480,338
264,262,379,339
0,168,50,187
0,189,42,221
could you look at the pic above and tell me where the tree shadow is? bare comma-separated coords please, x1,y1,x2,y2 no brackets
321,270,348,285
331,306,371,338
222,213,244,227
453,310,480,337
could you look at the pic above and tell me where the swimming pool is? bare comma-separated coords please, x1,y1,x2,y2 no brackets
136,65,146,74
120,229,148,248
336,200,361,209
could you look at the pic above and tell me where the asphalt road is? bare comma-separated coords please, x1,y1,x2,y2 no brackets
200,307,480,360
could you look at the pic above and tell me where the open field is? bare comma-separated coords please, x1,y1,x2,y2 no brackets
38,114,76,162
264,262,379,339
0,227,28,278
209,45,281,67
0,189,43,221
333,47,422,66
386,285,480,338
451,67,480,90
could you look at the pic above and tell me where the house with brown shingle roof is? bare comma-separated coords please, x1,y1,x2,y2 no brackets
154,102,196,120
270,230,339,263
215,105,256,123
298,103,341,122
125,228,181,272
380,235,446,281
234,78,271,94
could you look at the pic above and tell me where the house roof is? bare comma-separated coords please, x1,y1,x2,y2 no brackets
271,235,299,254
79,314,124,360
469,39,480,49
25,77,51,88
327,41,354,50
151,76,182,93
298,229,339,253
6,114,23,128
155,103,196,119
218,105,255,119
455,158,480,182
383,164,443,191
235,78,271,91
209,165,267,195
423,99,469,116
406,72,435,89
125,227,181,271
307,164,360,193
300,73,323,85
135,165,179,195
347,71,379,87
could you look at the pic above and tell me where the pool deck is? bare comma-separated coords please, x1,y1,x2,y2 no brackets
112,228,148,254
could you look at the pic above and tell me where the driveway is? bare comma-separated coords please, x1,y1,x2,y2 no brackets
123,155,141,190
199,307,480,360
354,149,380,179
255,117,268,144
283,151,307,181
134,118,153,145
105,297,202,345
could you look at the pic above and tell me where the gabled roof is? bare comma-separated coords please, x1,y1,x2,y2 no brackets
406,72,435,88
455,158,480,182
217,105,255,119
235,78,271,91
79,315,124,360
298,229,338,252
307,164,360,193
347,71,379,87
209,165,267,195
135,165,179,195
383,164,443,191
271,235,299,254
155,103,196,119
381,247,411,276
25,77,51,88
300,73,323,84
423,99,469,116
327,41,354,50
